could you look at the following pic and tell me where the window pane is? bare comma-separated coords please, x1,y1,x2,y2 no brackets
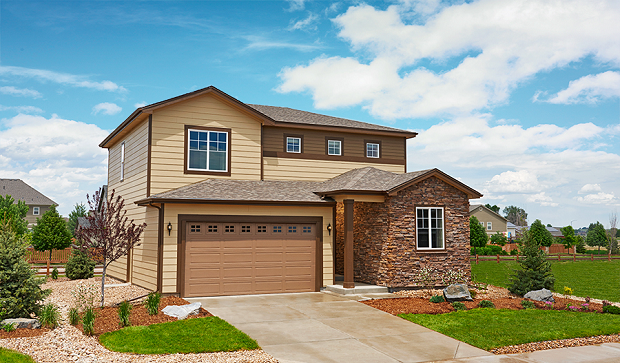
218,133,227,142
218,141,226,152
209,132,218,141
190,131,199,141
287,137,300,152
199,132,207,141
199,141,208,151
418,230,429,248
189,150,207,169
190,140,198,150
209,141,218,151
209,151,226,171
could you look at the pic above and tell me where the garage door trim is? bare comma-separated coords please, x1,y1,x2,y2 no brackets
177,214,323,297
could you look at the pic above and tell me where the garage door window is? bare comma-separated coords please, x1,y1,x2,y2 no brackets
190,224,201,233
303,226,312,233
257,225,267,233
273,226,282,233
241,225,251,233
207,225,218,233
288,226,297,233
224,225,235,233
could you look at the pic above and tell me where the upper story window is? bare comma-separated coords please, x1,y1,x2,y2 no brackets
327,140,341,156
416,207,444,250
120,142,125,181
187,128,229,173
286,137,301,153
33,207,40,215
487,222,492,230
366,142,380,158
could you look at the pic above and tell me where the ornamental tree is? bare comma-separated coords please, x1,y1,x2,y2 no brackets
508,228,555,296
529,219,553,247
586,222,607,252
75,188,146,307
0,195,28,236
31,205,72,275
490,231,507,246
469,216,488,255
560,225,578,251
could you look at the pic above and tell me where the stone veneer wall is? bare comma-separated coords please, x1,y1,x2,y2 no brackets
335,176,471,287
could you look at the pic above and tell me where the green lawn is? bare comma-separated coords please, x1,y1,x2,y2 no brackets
471,260,620,302
99,317,259,354
401,309,620,350
0,348,36,363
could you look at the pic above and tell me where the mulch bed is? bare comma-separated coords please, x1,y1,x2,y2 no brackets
0,327,51,339
77,296,213,336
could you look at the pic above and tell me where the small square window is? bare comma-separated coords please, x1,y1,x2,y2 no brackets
303,226,312,233
190,224,201,233
273,226,282,233
257,225,267,233
286,137,301,153
327,140,341,156
225,225,235,233
366,143,379,158
241,225,251,233
33,207,40,216
207,225,218,233
288,226,297,233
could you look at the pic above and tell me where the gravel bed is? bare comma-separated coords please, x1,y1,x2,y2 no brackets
394,284,516,300
491,334,620,355
0,278,278,363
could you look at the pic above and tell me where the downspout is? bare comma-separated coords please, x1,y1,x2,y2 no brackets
148,202,164,293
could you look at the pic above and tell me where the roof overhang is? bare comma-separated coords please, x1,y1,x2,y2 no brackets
135,198,336,207
387,169,483,199
270,121,418,139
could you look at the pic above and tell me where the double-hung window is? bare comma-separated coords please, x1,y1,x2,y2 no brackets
33,207,40,216
327,140,341,156
188,129,228,172
487,222,492,230
416,207,444,250
286,137,301,153
366,143,380,158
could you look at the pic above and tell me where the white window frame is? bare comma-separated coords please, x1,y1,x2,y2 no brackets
327,140,341,156
33,207,40,216
120,141,125,181
366,143,380,158
416,207,445,250
286,137,301,153
487,222,492,230
187,129,229,172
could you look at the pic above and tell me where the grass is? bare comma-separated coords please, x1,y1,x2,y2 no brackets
99,317,259,354
400,309,620,350
0,348,36,363
471,260,620,302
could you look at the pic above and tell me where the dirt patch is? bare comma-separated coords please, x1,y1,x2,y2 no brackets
0,327,50,339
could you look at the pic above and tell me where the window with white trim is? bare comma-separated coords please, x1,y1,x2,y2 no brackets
120,142,125,181
327,140,341,155
188,129,228,172
366,143,379,158
487,222,492,230
286,137,301,153
416,207,444,249
33,207,40,216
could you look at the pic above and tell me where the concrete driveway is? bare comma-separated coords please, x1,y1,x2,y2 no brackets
187,292,492,363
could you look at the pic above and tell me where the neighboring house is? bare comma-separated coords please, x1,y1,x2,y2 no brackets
99,86,482,297
469,204,508,237
507,222,516,239
0,179,57,229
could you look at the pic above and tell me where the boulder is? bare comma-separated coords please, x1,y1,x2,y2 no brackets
1,318,41,329
524,289,555,302
162,302,202,320
443,283,473,302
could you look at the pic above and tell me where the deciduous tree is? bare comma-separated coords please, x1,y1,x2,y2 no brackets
469,216,488,255
490,231,507,246
0,195,28,236
485,204,500,213
529,219,553,248
608,213,618,256
560,225,578,252
76,188,146,307
31,205,72,275
586,222,607,252
503,205,528,226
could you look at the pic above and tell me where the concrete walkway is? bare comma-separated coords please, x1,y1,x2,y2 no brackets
187,292,492,363
443,343,620,363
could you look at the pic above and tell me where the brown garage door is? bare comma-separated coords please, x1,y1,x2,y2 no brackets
184,222,316,297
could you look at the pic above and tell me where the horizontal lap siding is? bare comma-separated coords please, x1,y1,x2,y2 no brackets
106,120,152,289
263,157,405,181
149,94,262,195
162,204,334,294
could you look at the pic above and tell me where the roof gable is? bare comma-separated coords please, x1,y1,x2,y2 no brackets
469,204,507,221
0,179,56,206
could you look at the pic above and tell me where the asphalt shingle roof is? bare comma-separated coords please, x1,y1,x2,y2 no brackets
0,179,56,206
313,167,431,193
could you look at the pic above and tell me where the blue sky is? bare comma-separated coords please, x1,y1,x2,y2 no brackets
1,0,619,229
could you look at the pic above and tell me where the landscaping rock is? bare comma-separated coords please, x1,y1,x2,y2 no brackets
443,283,473,301
1,318,41,329
524,288,555,302
162,302,201,320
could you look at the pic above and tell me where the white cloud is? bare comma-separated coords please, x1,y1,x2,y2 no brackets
579,184,602,194
0,114,109,215
289,12,319,31
0,86,42,98
576,192,617,205
134,102,147,108
278,0,620,119
286,0,305,12
0,105,44,114
527,192,558,207
545,71,620,104
0,66,127,93
92,102,122,115
244,36,323,52
486,170,541,193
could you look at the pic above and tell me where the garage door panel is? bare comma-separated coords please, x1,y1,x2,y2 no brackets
222,267,254,277
254,266,285,277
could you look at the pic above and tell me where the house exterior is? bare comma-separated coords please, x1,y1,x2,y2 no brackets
0,179,57,229
469,204,508,237
99,86,482,297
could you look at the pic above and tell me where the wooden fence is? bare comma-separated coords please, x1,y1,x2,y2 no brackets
502,243,574,254
471,253,620,264
26,248,73,263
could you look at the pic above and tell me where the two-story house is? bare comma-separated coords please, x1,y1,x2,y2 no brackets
100,86,482,297
469,204,509,237
0,179,57,229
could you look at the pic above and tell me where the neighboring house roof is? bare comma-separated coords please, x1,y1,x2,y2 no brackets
77,216,90,228
136,167,483,206
507,222,517,228
547,226,564,238
100,86,417,148
469,204,507,221
0,179,56,206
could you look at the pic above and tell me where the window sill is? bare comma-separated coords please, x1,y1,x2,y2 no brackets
415,249,448,254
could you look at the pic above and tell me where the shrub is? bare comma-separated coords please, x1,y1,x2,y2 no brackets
451,301,467,311
478,300,495,308
65,249,96,280
508,228,555,296
521,300,535,309
429,295,445,303
510,249,519,255
68,307,80,326
82,307,96,336
603,305,620,314
469,290,477,299
0,223,50,318
603,300,612,307
441,269,468,286
51,267,59,280
2,322,15,332
145,292,161,315
39,303,61,329
118,301,132,327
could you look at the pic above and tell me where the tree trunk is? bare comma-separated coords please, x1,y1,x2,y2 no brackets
101,258,107,308
47,249,51,277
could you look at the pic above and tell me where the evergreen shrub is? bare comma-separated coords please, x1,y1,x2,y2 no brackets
65,249,96,280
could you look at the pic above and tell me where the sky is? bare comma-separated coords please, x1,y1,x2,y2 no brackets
0,0,619,229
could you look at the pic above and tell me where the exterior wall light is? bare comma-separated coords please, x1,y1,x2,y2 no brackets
327,223,332,236
167,222,172,236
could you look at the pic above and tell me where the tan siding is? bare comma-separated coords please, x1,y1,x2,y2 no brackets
263,126,405,159
263,157,405,181
149,94,262,195
471,208,508,236
161,204,334,294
